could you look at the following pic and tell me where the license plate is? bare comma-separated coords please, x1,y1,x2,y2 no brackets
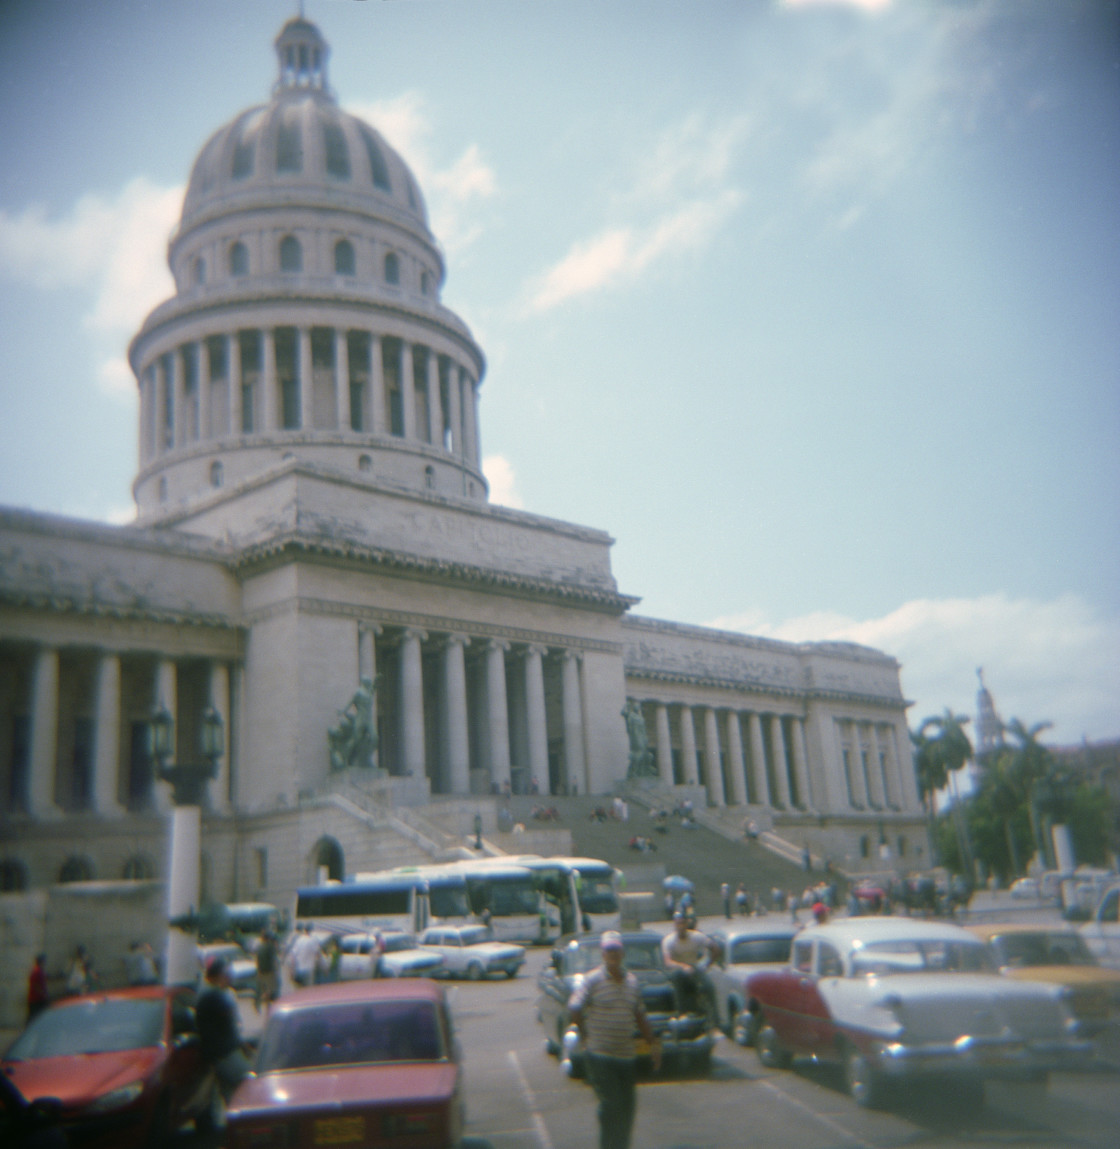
315,1115,365,1144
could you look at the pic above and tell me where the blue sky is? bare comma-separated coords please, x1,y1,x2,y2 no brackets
0,0,1117,746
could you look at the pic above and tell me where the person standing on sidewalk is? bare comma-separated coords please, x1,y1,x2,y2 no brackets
196,956,250,1101
567,931,660,1149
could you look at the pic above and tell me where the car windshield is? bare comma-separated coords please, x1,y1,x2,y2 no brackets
381,934,418,953
257,1000,444,1070
991,931,1096,967
729,937,792,964
456,926,492,946
849,938,991,976
564,939,662,974
7,997,165,1058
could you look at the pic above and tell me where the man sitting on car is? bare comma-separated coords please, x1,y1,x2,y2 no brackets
661,912,717,1029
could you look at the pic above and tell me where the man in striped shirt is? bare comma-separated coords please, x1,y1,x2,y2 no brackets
569,931,661,1149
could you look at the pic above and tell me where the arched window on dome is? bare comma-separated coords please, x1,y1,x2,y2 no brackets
384,251,400,286
322,118,351,180
359,124,392,191
334,239,355,276
229,241,249,277
280,235,302,273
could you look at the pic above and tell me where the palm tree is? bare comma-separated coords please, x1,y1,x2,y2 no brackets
911,727,946,864
919,710,975,879
1004,718,1055,868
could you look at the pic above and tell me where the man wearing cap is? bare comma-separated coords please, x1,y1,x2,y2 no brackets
196,955,250,1101
568,931,660,1149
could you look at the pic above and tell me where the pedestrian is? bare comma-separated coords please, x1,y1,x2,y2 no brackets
255,928,279,1013
126,941,159,985
64,945,91,996
27,953,49,1022
567,931,660,1149
286,923,322,988
735,883,749,916
660,912,717,1029
196,955,251,1101
721,882,731,919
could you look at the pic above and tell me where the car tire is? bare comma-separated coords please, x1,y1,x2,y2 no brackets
732,1008,757,1047
844,1046,886,1109
757,1024,793,1070
467,961,483,981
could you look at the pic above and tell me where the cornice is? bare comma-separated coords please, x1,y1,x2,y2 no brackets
0,587,236,632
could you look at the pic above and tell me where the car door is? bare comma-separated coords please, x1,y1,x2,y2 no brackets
779,939,834,1054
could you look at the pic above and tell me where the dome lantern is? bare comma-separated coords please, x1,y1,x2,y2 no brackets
274,16,331,98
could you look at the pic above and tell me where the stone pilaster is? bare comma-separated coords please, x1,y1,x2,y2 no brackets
29,646,61,818
92,653,125,817
399,629,427,778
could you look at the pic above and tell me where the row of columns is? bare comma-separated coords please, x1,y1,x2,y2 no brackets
140,327,481,468
840,718,908,813
645,701,814,813
19,646,232,820
361,626,587,796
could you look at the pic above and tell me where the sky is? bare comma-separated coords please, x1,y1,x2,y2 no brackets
0,0,1117,748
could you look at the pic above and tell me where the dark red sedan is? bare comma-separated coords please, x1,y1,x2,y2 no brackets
1,984,219,1148
226,978,464,1149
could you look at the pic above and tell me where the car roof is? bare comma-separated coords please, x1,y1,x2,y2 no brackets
38,984,178,1010
796,917,980,948
967,922,1081,940
709,922,800,940
272,978,444,1012
556,930,662,949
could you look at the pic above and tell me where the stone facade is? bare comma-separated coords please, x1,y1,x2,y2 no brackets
0,17,927,916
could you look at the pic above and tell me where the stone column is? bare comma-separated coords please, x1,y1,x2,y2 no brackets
261,327,277,432
770,715,792,808
153,659,177,813
655,703,673,784
197,339,211,441
486,640,511,792
92,653,124,817
209,662,232,814
469,378,483,466
399,629,427,778
28,646,61,818
427,348,442,447
443,635,470,794
370,334,386,436
560,650,585,795
726,711,748,806
791,717,813,811
228,332,243,435
679,706,698,786
298,326,313,431
335,327,350,431
866,724,887,810
171,346,185,448
164,803,203,985
401,342,417,441
702,707,725,807
524,645,549,795
849,721,870,809
748,711,770,807
880,725,904,810
447,360,461,456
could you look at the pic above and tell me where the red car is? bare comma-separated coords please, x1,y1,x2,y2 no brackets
226,978,465,1149
1,984,220,1148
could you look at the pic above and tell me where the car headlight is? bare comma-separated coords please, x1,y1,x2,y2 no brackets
85,1081,145,1114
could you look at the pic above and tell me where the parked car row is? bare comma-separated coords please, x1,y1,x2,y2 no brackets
327,926,526,981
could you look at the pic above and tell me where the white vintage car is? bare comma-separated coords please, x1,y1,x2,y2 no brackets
418,924,525,979
745,917,1092,1108
707,920,800,1045
330,930,444,979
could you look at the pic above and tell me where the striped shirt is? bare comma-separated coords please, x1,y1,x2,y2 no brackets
569,966,647,1059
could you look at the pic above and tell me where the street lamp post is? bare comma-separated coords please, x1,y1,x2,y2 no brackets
149,703,224,985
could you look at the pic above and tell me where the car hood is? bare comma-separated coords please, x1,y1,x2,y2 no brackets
4,1046,163,1107
381,951,443,972
828,973,1072,1042
230,1062,458,1116
469,943,523,960
1000,965,1120,989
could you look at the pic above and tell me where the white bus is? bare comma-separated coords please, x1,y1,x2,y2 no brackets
557,857,622,932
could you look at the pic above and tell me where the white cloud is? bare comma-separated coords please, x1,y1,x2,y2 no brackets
707,593,1120,745
783,0,894,11
346,95,497,256
482,454,524,509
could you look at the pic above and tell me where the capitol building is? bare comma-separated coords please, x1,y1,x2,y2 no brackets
0,19,926,906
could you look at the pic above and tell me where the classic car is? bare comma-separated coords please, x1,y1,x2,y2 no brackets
745,917,1092,1108
332,929,445,979
1080,882,1120,967
706,921,799,1044
969,922,1120,1042
1,985,221,1148
537,930,715,1075
418,924,526,979
225,979,464,1149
